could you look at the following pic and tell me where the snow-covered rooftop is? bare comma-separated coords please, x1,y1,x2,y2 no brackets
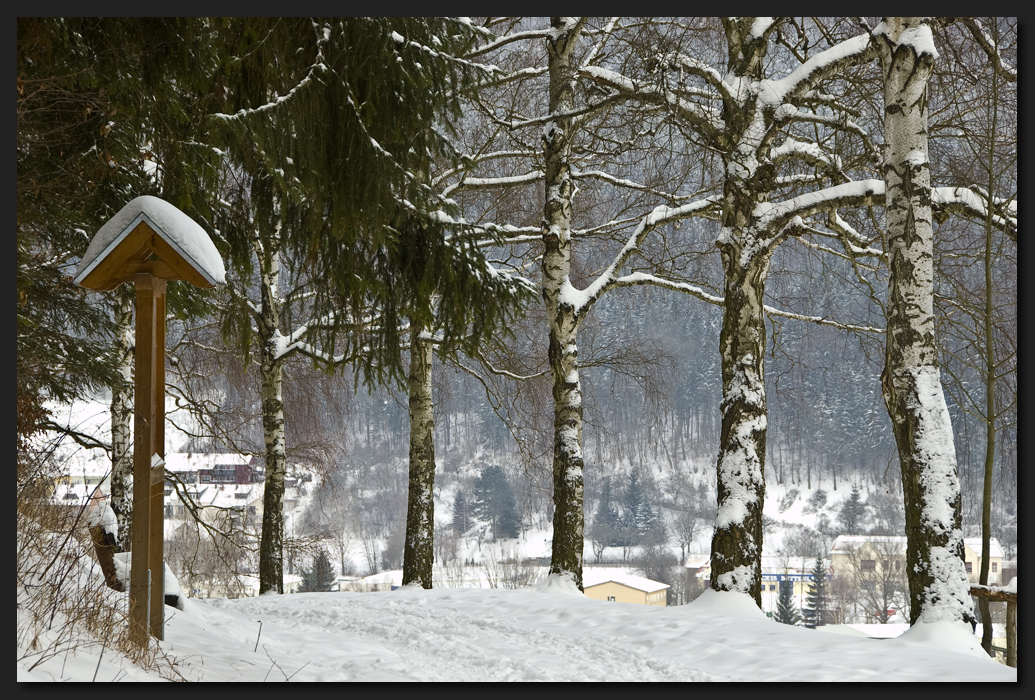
830,534,1004,559
73,195,225,287
582,569,669,593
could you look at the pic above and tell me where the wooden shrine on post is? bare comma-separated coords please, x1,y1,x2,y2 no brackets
74,196,224,647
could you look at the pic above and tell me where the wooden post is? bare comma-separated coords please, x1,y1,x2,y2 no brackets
75,198,223,647
149,279,167,640
1006,598,1016,668
970,584,1017,668
129,272,157,647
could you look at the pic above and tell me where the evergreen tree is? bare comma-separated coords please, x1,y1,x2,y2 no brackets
773,578,802,626
619,469,664,546
803,557,827,628
299,549,336,592
837,484,867,534
451,489,473,535
590,477,623,554
473,465,521,540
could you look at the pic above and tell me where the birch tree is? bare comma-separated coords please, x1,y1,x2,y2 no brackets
458,18,722,589
931,16,1016,651
875,17,975,627
574,16,1015,606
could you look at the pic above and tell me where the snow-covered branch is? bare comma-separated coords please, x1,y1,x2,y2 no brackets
932,186,1017,242
563,196,721,316
769,32,877,104
958,18,1017,82
578,65,721,145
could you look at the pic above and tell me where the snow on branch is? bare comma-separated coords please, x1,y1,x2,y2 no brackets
442,170,543,198
768,33,876,104
432,150,535,187
959,18,1017,82
467,27,553,58
571,168,687,201
561,196,720,316
661,52,734,108
755,179,884,232
933,186,1017,242
212,22,330,123
581,17,619,68
579,65,722,142
609,271,884,334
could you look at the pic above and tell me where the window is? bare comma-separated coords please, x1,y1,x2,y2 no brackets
861,559,876,572
607,596,616,602
992,563,997,573
965,561,973,573
769,585,776,591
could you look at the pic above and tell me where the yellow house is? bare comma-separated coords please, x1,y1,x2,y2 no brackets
583,570,669,606
830,535,1004,586
962,538,1004,585
759,556,826,616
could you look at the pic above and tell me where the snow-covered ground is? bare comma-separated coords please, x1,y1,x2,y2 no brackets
23,399,1017,681
17,577,1015,682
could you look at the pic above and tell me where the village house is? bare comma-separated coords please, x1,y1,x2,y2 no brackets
582,570,669,606
686,555,829,617
829,535,1004,586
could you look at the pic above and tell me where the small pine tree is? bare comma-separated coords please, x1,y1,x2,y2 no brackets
803,556,827,628
590,477,622,548
299,549,336,592
473,465,520,540
837,483,867,534
773,578,802,626
451,489,472,535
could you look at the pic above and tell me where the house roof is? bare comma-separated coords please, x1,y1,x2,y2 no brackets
165,452,254,471
830,534,1003,559
963,538,1004,559
684,554,710,569
829,535,908,555
582,570,669,594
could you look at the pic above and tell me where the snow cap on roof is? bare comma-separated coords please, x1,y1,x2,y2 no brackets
74,195,225,287
582,570,670,593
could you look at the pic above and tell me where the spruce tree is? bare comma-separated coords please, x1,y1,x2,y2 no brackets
451,489,473,535
803,557,827,628
300,549,336,592
774,578,802,626
473,466,521,540
837,484,867,535
590,478,622,549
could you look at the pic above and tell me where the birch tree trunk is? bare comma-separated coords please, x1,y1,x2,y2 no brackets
402,323,436,588
876,17,974,626
543,17,585,590
708,25,771,605
257,246,288,595
710,245,769,605
109,283,135,550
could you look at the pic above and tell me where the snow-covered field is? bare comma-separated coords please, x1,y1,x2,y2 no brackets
21,399,1017,682
18,577,1015,682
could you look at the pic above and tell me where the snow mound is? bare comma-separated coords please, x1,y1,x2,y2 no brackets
533,571,582,595
892,620,991,660
688,588,770,619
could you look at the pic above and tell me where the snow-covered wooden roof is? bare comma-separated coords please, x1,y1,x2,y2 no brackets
73,195,225,290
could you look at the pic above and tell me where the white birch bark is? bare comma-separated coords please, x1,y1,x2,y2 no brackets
542,17,586,590
402,324,436,588
257,244,288,595
109,284,134,549
876,17,974,626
